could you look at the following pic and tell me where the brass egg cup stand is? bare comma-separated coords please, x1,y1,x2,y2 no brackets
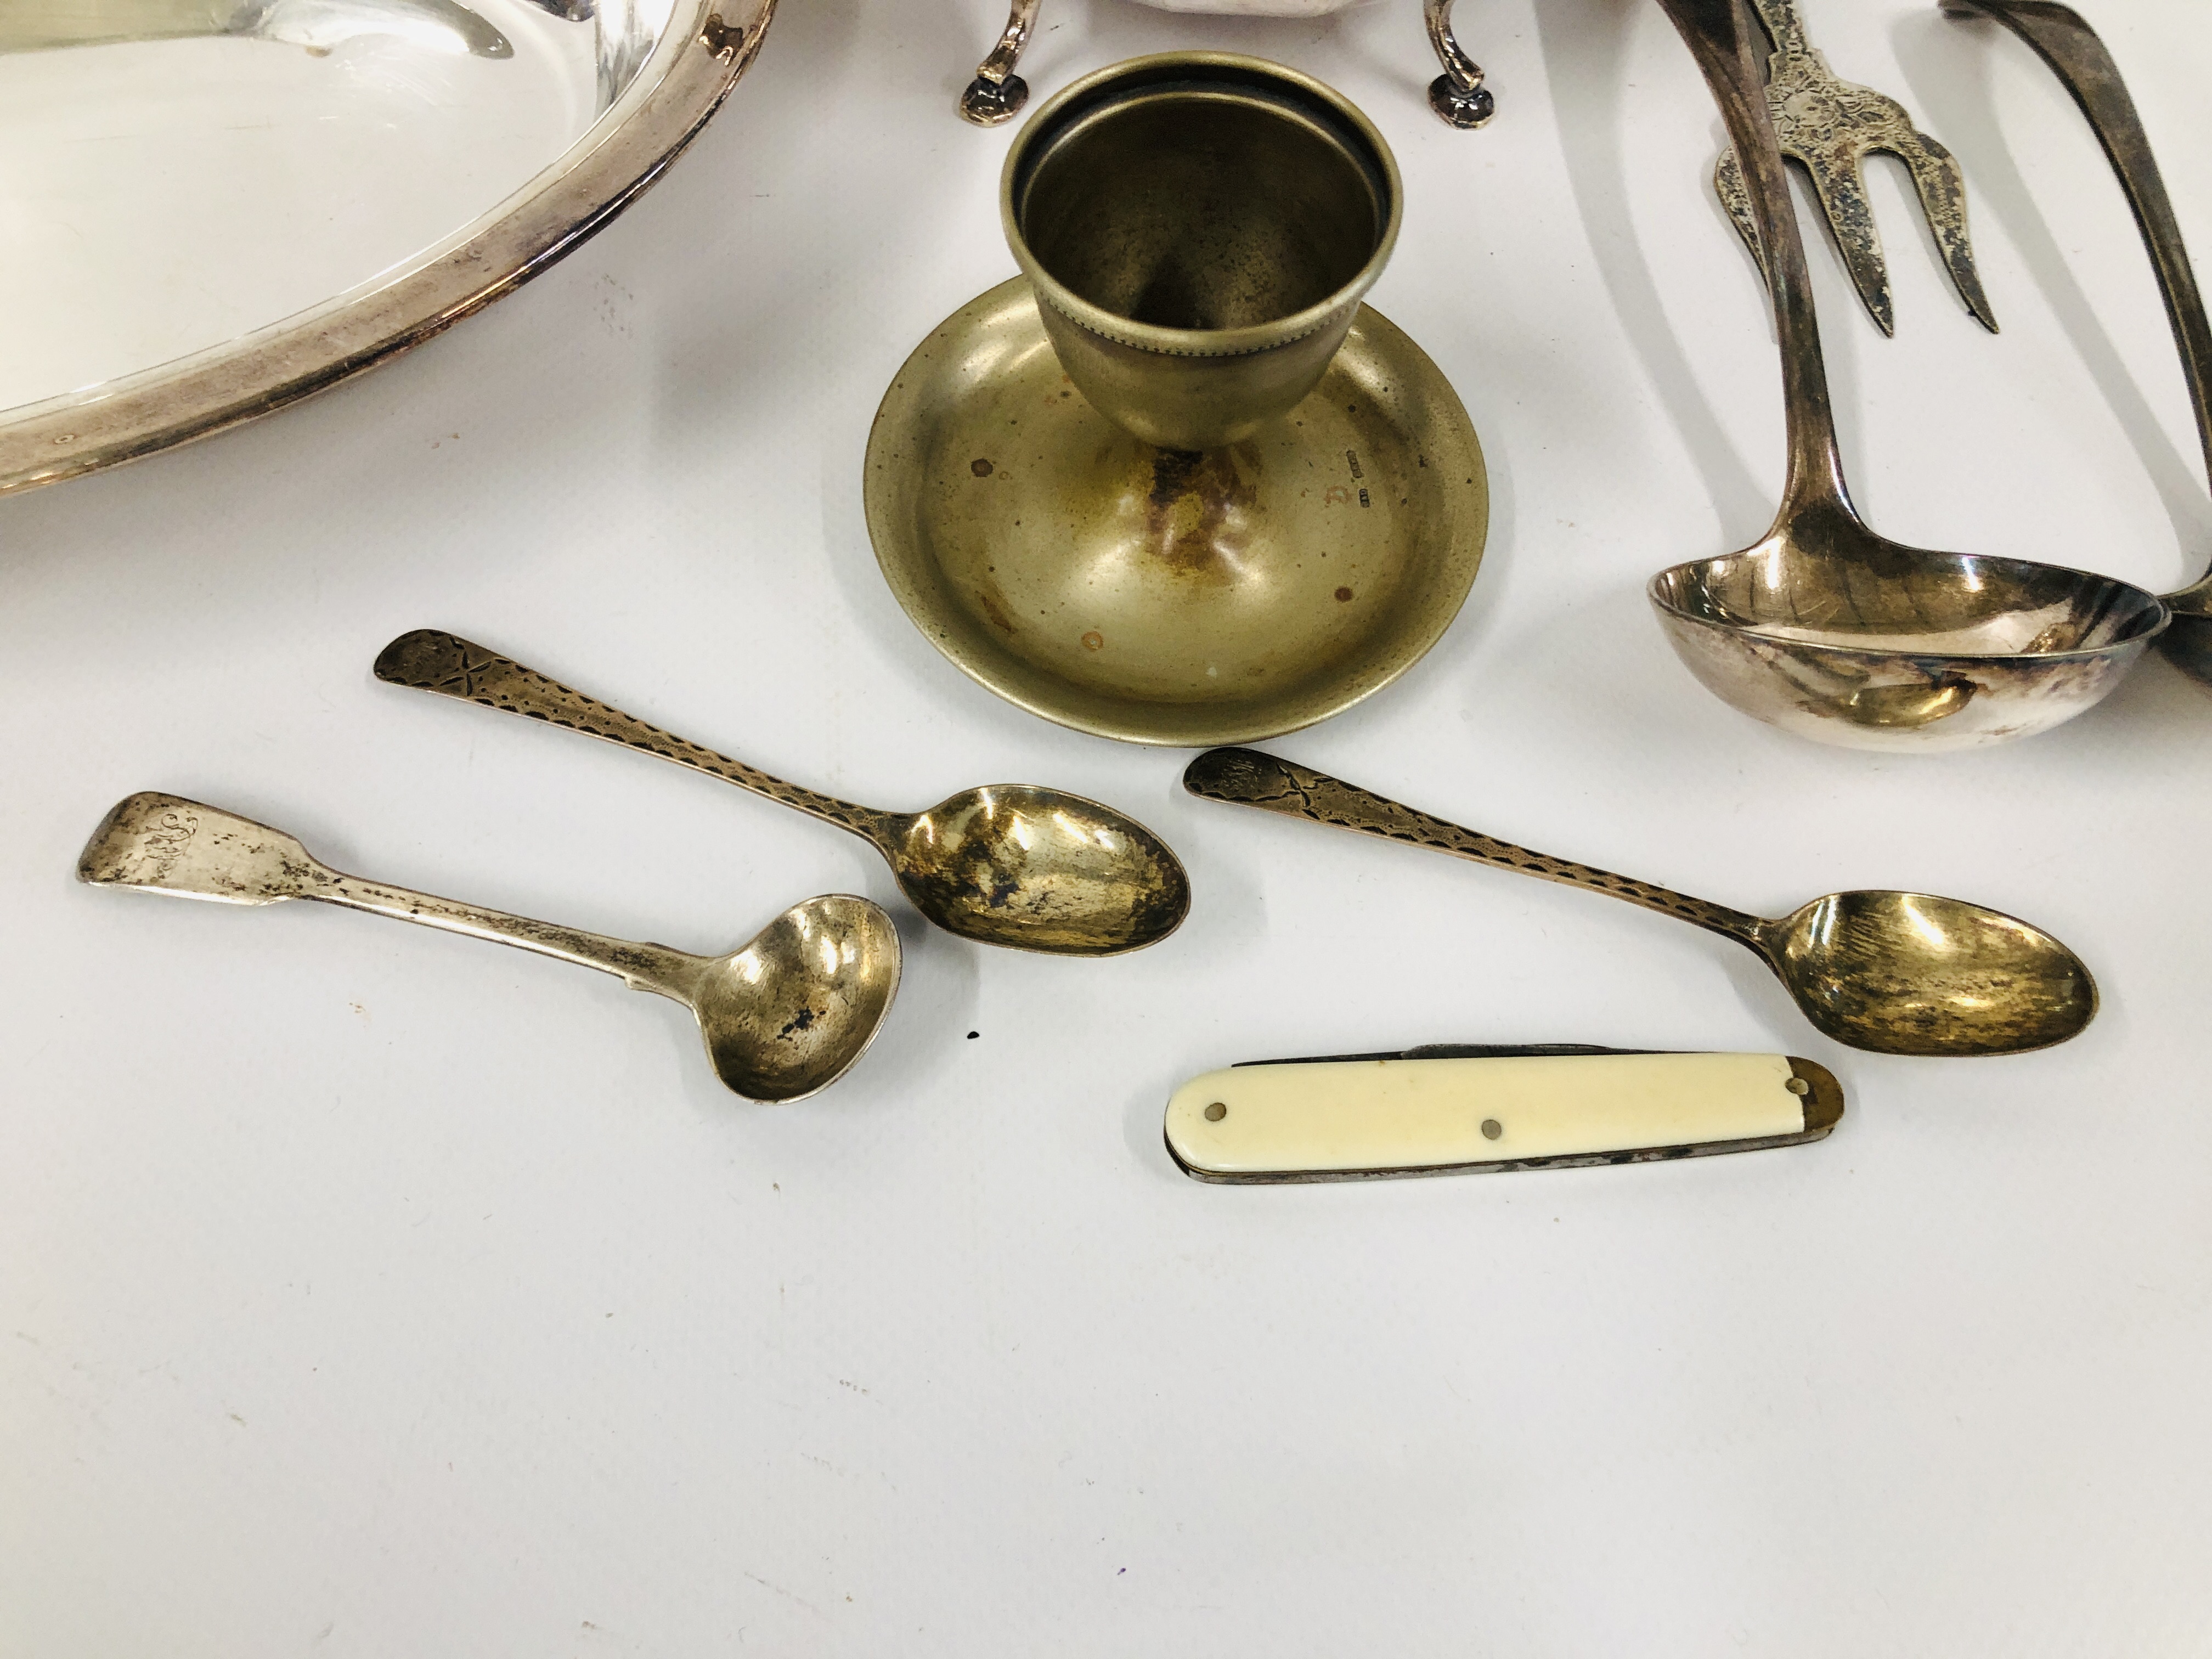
867,53,1489,748
864,278,1488,747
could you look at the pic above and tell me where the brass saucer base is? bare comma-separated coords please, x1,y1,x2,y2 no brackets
864,279,1488,747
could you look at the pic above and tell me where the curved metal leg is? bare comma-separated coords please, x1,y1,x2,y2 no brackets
1425,0,1494,129
960,0,1042,127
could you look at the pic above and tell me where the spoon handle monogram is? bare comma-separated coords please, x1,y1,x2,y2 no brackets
77,792,704,999
1183,749,1764,947
374,631,907,849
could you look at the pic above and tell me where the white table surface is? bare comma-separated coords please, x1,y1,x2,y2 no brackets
7,1,2211,1651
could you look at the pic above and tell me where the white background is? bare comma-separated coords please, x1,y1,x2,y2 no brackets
6,0,2210,1651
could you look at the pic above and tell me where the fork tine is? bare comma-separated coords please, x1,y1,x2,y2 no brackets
1893,130,2001,333
1717,0,1994,336
1799,148,1898,337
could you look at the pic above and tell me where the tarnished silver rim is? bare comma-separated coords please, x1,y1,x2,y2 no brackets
0,0,775,499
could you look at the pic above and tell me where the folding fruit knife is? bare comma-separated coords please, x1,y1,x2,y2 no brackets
1164,1045,1843,1184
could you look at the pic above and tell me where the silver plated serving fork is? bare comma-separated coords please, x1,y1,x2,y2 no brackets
1714,0,1997,335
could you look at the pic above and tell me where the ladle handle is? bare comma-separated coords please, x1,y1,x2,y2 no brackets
374,631,907,850
1656,0,1855,529
309,877,706,1001
1183,749,1766,949
76,790,705,1000
1942,1,2212,583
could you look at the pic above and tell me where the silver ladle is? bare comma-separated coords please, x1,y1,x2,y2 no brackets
1647,0,2169,752
1942,0,2212,685
78,793,901,1103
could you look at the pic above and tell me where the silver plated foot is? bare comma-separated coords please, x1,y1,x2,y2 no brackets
1424,0,1494,129
960,0,1041,127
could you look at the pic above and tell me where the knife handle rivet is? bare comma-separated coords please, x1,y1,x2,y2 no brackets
1480,1118,1502,1140
1786,1077,1810,1096
1204,1102,1227,1121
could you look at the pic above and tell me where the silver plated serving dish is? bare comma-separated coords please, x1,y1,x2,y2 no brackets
0,0,773,496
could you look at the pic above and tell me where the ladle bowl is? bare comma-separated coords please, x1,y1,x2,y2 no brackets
691,895,902,1102
1652,535,2169,752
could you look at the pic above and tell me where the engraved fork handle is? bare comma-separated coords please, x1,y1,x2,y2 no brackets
1943,0,2212,589
1746,0,1814,60
373,631,907,851
1661,0,1855,532
1182,748,1765,949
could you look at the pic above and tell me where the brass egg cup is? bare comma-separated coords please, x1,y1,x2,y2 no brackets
868,54,1489,747
1001,52,1402,452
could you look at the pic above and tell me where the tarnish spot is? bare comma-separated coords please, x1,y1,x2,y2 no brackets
699,14,745,57
1143,447,1256,578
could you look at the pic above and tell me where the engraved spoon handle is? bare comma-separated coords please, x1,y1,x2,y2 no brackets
1182,749,1766,949
1943,1,2212,587
374,631,908,851
76,791,706,1000
309,876,706,1002
1658,0,1857,531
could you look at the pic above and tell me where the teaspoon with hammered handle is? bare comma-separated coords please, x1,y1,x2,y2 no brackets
78,792,901,1102
1183,747,2095,1057
374,630,1191,956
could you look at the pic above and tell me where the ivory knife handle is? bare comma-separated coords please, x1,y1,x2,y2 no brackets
1165,1051,1842,1183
